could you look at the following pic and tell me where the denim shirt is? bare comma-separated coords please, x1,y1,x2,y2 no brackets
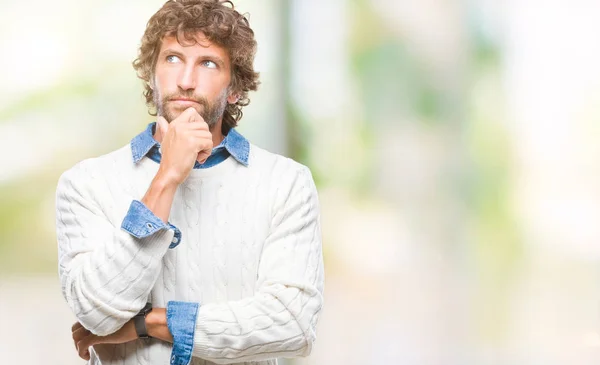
121,121,249,365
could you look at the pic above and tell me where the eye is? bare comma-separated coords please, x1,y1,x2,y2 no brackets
202,60,218,69
166,55,181,63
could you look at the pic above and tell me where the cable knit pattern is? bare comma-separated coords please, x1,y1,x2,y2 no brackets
55,142,324,365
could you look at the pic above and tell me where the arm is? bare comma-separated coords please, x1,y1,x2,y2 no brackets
56,164,177,336
71,164,322,362
71,307,174,361
170,166,324,364
57,109,213,336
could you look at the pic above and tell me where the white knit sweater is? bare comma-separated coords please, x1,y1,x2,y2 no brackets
55,142,324,365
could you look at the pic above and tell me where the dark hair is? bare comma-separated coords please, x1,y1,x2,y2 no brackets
133,0,260,129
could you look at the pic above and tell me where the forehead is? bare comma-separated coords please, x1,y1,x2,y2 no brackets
159,32,230,64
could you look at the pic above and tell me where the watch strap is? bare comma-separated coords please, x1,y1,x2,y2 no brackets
134,302,153,339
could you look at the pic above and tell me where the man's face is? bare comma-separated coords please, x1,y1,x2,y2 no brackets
152,32,237,127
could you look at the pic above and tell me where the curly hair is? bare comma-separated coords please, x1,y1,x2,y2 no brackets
132,0,260,130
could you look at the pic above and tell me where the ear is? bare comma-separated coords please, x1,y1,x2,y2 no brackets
227,93,239,104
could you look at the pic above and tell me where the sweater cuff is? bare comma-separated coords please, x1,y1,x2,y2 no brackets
167,301,200,365
121,200,182,248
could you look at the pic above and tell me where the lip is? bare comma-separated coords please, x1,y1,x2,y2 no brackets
170,99,199,104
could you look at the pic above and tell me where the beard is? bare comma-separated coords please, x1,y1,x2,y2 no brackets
154,88,229,129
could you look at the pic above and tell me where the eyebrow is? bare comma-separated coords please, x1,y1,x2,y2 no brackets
159,48,185,60
159,48,226,69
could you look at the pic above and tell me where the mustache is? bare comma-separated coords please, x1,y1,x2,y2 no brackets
163,92,208,106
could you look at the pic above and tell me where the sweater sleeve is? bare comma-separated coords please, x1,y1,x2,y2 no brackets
190,165,325,364
55,163,175,336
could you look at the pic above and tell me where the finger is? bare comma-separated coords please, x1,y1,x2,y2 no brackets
73,326,90,351
192,138,213,154
185,129,213,140
197,151,211,164
77,338,88,359
71,322,83,332
156,116,169,136
73,326,90,342
181,107,204,123
80,346,90,361
78,334,96,360
181,119,210,132
181,132,213,148
195,140,214,161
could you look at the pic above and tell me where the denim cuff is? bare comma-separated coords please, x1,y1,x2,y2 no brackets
167,301,200,365
121,200,182,248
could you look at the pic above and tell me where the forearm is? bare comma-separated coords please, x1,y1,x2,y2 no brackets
83,283,322,364
147,308,174,343
71,308,173,361
141,172,178,224
190,283,323,364
133,289,321,364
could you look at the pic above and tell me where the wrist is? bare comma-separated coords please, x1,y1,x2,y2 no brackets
152,170,180,191
146,308,173,343
141,175,178,224
134,302,153,339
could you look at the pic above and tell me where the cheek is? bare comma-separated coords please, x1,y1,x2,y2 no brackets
197,67,228,85
201,75,231,98
154,66,176,87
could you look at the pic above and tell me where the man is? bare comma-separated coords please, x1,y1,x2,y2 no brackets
55,1,324,364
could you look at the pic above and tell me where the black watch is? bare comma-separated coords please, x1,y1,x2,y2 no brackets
134,302,153,339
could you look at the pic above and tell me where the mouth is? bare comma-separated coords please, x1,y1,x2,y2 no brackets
170,98,199,103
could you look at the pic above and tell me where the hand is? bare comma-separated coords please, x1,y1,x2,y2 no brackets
71,321,137,360
155,107,213,185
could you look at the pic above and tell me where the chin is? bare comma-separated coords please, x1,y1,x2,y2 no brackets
167,104,203,120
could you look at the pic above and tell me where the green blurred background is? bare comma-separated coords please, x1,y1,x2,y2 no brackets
2,0,600,364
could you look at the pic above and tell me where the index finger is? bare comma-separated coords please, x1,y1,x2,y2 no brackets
181,107,204,123
71,322,83,332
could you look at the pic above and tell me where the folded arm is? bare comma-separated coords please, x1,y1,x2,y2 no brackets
56,163,178,336
66,164,324,364
170,166,325,364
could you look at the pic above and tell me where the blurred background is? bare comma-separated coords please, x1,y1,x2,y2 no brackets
2,0,600,364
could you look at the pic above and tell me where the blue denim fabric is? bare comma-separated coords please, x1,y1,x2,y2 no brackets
167,301,200,365
121,200,182,248
130,122,249,167
122,122,250,249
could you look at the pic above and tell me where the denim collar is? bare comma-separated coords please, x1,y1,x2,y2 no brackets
130,122,249,166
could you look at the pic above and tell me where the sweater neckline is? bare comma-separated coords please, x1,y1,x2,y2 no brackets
184,155,240,180
139,149,243,182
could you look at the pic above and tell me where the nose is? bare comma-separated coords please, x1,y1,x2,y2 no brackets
177,63,196,91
